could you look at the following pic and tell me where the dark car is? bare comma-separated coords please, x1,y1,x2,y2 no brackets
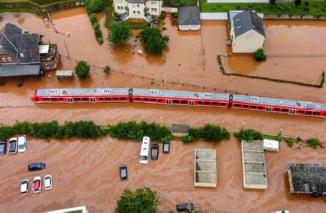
8,137,18,154
28,162,46,171
0,141,7,155
151,144,159,160
176,202,194,212
162,141,170,154
119,164,128,181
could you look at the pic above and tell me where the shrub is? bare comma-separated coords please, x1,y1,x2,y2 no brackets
84,0,105,13
75,60,90,79
108,22,131,46
306,138,323,149
234,128,263,141
269,0,276,5
140,26,169,55
93,22,102,37
284,137,294,148
253,48,267,62
90,13,97,25
181,135,195,144
115,187,159,213
0,125,15,140
107,121,172,142
295,0,301,6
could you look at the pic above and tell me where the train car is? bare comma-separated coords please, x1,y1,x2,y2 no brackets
231,94,326,118
31,88,130,103
132,88,230,108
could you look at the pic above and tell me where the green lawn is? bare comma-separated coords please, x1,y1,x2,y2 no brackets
200,0,326,17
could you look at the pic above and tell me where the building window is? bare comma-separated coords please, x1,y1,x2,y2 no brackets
137,4,139,7
133,10,136,14
151,1,157,4
138,11,140,14
151,8,157,12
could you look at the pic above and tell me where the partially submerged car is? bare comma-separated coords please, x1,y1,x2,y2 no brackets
28,162,46,172
151,144,159,160
176,202,194,212
44,175,53,190
8,137,18,154
119,164,128,181
162,141,170,154
32,176,41,193
0,141,7,155
18,136,27,153
20,179,29,194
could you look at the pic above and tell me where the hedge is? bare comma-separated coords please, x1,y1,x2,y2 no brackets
234,128,263,142
182,124,230,143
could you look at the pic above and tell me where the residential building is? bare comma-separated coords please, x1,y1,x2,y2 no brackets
228,10,265,53
178,5,201,31
113,0,162,22
0,23,59,78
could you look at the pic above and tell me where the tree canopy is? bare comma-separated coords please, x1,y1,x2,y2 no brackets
84,0,106,13
108,22,131,46
140,26,169,55
75,60,90,79
115,187,159,213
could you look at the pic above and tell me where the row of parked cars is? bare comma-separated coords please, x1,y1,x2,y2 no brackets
21,175,53,194
139,136,170,164
0,136,27,155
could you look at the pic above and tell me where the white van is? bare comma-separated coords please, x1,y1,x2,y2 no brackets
139,136,150,164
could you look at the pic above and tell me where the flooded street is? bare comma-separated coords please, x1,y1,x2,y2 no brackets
0,8,325,213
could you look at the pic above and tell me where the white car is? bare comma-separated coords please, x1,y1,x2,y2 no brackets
44,175,53,190
32,176,41,193
20,179,29,194
18,136,27,153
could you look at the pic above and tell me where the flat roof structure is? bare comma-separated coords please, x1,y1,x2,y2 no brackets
171,124,190,137
194,149,217,188
46,206,89,213
241,140,267,189
288,163,326,195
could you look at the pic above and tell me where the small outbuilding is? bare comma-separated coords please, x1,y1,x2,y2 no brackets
171,124,190,137
194,149,217,188
228,10,265,53
178,5,200,31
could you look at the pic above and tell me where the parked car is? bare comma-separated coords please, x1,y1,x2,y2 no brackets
20,179,29,194
151,144,159,160
28,162,46,171
119,164,128,181
18,136,27,153
0,141,7,155
8,137,18,154
32,176,41,193
162,141,170,154
44,175,53,190
176,202,194,212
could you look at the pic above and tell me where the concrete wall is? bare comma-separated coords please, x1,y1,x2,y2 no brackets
200,12,228,20
179,24,201,31
232,30,265,53
162,7,178,13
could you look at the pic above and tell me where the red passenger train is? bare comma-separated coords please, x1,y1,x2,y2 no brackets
31,88,326,118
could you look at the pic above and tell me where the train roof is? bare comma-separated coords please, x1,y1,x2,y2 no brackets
132,88,230,100
35,88,130,96
233,94,326,110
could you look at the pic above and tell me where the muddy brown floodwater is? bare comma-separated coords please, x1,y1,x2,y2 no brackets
0,8,325,213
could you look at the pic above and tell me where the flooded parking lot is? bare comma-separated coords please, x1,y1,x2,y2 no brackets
0,8,325,213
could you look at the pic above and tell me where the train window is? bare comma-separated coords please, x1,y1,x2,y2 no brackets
105,97,111,101
82,98,88,101
220,103,226,106
198,101,203,105
150,99,157,102
113,97,119,101
281,109,288,112
212,102,218,106
250,105,257,109
135,98,141,101
242,105,249,108
234,104,241,107
204,101,210,105
181,100,187,104
258,106,263,110
157,99,163,102
305,111,312,115
297,110,304,114
120,97,127,100
75,98,81,101
273,108,280,111
143,98,149,101
172,100,179,104
43,98,49,101
313,112,320,116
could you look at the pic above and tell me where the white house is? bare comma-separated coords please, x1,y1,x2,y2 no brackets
228,10,265,53
113,0,162,22
178,5,200,31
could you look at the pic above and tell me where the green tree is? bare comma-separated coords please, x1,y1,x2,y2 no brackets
234,128,263,141
75,61,90,79
140,26,169,55
108,22,131,46
306,138,323,149
115,187,159,213
84,0,105,13
253,48,267,62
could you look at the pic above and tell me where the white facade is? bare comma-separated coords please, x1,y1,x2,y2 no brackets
113,0,162,20
231,29,265,53
179,24,200,31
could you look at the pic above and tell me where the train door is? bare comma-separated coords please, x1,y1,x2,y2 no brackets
189,100,194,106
266,107,272,112
90,97,96,103
288,109,296,115
166,99,172,105
67,98,73,103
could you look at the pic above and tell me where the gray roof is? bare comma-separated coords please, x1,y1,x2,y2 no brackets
0,23,41,64
178,6,200,26
0,64,40,77
232,11,265,37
